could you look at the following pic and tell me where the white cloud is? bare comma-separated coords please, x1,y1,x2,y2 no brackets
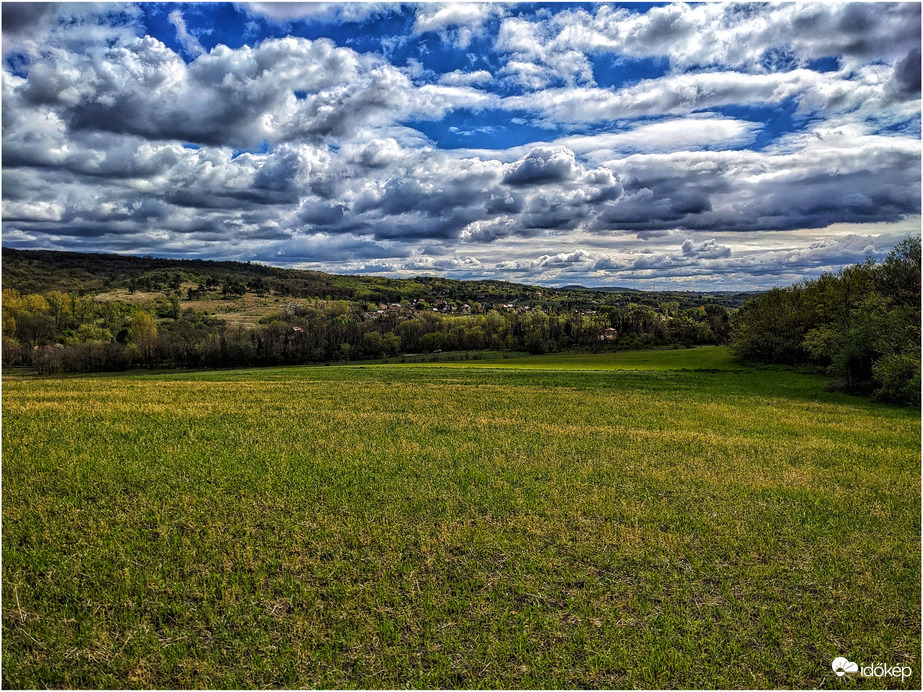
8,33,496,149
559,116,761,158
413,3,508,48
681,238,731,259
438,69,494,87
404,254,483,271
168,9,205,57
503,146,579,186
459,216,517,243
242,2,400,24
495,2,921,82
503,69,831,123
1,2,142,58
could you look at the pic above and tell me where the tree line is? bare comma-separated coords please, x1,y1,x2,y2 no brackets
2,287,730,374
730,236,920,405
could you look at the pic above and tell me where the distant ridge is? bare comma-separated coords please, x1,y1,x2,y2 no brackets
2,247,759,307
561,285,640,292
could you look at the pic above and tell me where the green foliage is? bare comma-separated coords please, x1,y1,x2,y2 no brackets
873,353,922,406
730,286,810,364
127,310,157,343
732,237,921,405
418,331,445,352
875,235,921,308
63,323,113,346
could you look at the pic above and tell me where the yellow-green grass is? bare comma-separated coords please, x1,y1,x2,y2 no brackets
2,348,919,688
93,286,280,328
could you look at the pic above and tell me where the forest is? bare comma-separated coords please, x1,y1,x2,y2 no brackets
730,236,921,405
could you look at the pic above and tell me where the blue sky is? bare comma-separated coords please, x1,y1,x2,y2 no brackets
2,2,920,289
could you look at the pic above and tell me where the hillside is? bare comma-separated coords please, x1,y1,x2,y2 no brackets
2,248,754,374
1,247,756,312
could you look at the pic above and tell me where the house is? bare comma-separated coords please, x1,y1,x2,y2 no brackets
599,328,618,340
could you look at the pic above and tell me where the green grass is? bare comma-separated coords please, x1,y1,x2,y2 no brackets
3,347,919,688
414,345,745,370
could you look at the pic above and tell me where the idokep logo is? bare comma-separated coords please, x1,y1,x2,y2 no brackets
832,656,913,681
832,657,858,677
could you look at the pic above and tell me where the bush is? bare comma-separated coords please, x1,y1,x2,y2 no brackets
873,353,921,406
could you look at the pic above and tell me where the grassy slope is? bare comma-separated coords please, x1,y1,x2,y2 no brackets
2,347,919,688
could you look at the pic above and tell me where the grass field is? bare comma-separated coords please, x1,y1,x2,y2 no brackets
2,347,919,688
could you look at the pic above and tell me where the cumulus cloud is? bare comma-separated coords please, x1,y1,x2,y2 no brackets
2,2,142,58
560,116,761,158
629,238,731,271
889,48,922,97
413,3,508,48
9,33,492,150
404,254,483,272
502,146,579,186
1,2,59,41
681,238,731,259
534,249,598,269
459,216,518,243
497,248,628,279
495,2,921,84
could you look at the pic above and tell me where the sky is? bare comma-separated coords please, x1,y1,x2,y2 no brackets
2,1,920,290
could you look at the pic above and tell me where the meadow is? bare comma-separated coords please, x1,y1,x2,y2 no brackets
2,347,919,689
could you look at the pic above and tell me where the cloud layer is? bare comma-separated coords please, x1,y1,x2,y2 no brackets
2,2,920,289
